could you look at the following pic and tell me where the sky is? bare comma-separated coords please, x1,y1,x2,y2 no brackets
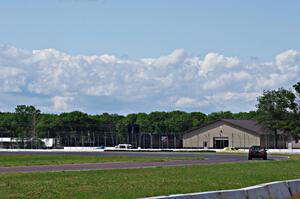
0,0,299,114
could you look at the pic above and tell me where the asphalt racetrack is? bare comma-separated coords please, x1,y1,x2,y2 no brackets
0,151,287,173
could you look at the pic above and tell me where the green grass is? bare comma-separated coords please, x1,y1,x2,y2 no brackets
0,156,300,199
271,153,300,160
0,154,204,167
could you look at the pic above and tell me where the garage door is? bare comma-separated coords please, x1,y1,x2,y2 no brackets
213,137,229,149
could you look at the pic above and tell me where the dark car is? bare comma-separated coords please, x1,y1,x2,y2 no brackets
248,146,267,160
52,145,64,149
96,146,105,149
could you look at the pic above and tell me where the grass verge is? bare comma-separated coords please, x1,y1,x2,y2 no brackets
0,154,204,167
0,155,299,199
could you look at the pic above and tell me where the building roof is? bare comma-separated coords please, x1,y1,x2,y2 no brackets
220,119,266,135
184,119,268,137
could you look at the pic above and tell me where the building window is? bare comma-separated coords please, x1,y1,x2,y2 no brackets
203,141,208,148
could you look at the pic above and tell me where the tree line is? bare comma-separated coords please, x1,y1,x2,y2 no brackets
0,82,299,146
0,107,256,141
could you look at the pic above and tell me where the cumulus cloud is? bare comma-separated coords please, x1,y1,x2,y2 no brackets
152,49,186,66
201,71,252,90
199,53,240,76
0,66,25,92
85,84,116,96
0,45,299,113
276,49,300,72
204,92,260,112
52,96,72,110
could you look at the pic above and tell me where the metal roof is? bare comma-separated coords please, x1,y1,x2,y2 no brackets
221,119,266,135
184,119,268,137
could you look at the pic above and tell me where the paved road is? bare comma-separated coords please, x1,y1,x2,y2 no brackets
0,151,287,173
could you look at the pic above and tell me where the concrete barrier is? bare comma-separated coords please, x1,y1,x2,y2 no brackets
218,189,247,199
287,179,300,197
143,191,221,199
244,185,269,199
264,181,291,199
187,191,220,199
140,179,300,199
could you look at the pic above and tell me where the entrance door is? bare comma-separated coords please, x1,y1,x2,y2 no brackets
213,137,229,149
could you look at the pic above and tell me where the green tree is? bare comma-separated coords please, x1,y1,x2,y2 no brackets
293,82,300,94
205,111,234,122
15,105,40,138
190,112,206,127
256,88,297,148
36,114,60,138
233,111,258,119
0,112,17,137
135,113,151,133
95,113,124,144
292,82,300,137
164,111,193,133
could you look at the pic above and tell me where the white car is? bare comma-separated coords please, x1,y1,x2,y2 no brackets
115,144,132,149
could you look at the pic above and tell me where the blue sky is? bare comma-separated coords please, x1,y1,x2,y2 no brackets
0,0,299,114
1,0,300,59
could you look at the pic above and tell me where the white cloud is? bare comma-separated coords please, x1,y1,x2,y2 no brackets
276,49,300,71
204,92,261,112
0,45,299,113
175,97,196,107
199,53,240,76
0,66,24,78
201,71,252,90
174,97,209,108
208,92,260,102
52,96,72,110
152,49,186,67
255,73,297,89
0,45,30,60
85,84,116,96
0,66,25,92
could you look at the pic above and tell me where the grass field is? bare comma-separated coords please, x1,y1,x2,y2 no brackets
0,155,299,199
0,154,204,167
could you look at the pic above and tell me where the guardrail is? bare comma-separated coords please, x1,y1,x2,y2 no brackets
140,179,300,199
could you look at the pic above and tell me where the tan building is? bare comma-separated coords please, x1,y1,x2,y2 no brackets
183,119,295,149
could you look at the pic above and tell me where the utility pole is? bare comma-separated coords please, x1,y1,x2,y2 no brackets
93,132,95,147
31,111,37,149
32,111,37,139
174,134,176,149
131,125,134,147
149,133,153,149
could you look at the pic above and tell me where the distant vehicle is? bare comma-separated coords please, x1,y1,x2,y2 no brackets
248,146,267,160
115,144,132,149
52,145,64,149
96,146,105,149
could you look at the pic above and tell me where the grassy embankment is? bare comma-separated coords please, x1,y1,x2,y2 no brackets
0,154,299,199
0,154,204,167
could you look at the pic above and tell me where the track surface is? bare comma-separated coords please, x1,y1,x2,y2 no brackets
0,151,287,173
